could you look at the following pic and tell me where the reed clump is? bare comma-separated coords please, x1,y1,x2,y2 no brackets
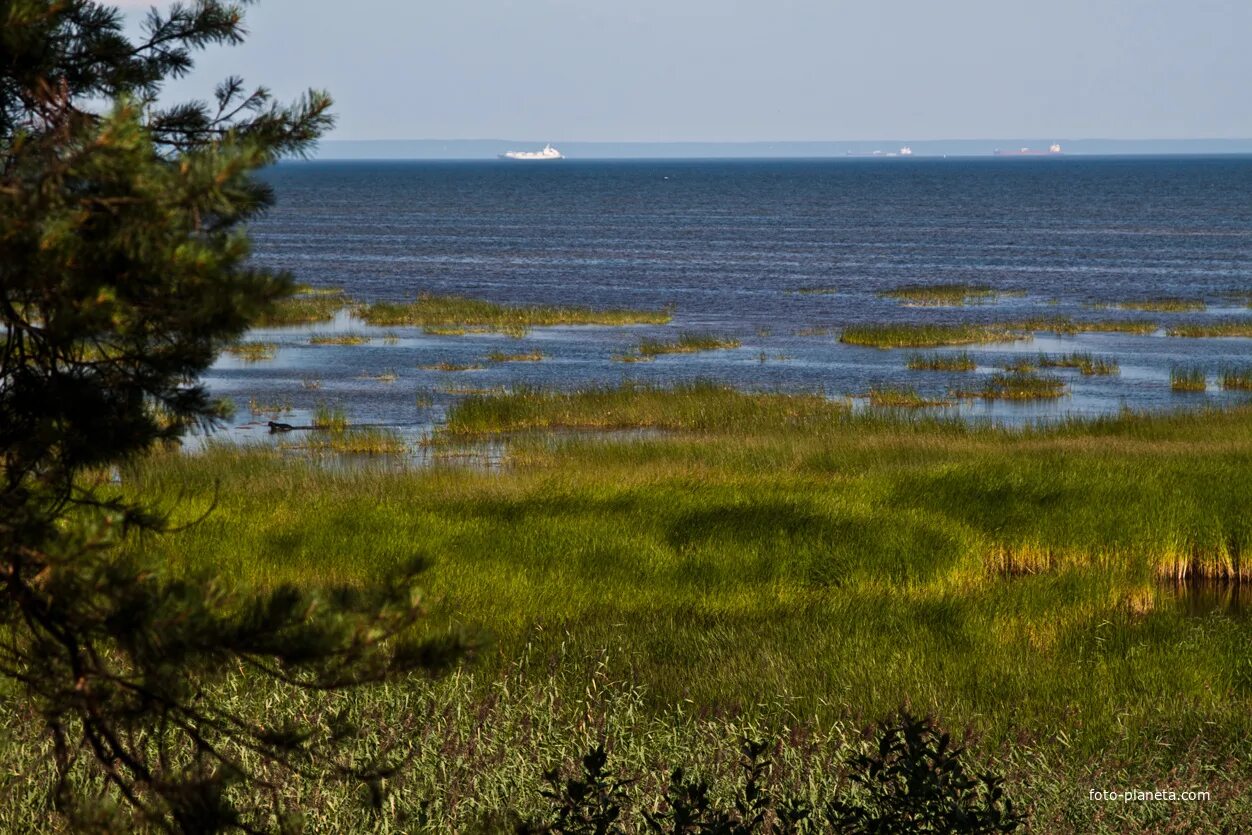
247,398,292,416
1220,367,1252,391
441,381,847,435
311,404,348,432
956,372,1068,401
256,285,352,326
906,351,977,372
867,387,953,408
420,362,484,372
1037,352,1120,376
282,427,408,456
841,322,1028,348
880,282,1001,306
1168,321,1252,339
1119,297,1206,312
635,332,742,357
360,369,399,383
487,351,545,363
1170,367,1207,393
224,341,278,362
309,332,369,346
360,293,672,335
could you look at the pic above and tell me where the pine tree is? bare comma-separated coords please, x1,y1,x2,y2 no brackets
0,2,468,829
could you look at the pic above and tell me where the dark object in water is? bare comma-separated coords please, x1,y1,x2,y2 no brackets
267,420,295,433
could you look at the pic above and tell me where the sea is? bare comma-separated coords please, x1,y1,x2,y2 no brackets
205,156,1252,448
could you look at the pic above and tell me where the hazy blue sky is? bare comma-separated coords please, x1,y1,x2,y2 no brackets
121,0,1252,141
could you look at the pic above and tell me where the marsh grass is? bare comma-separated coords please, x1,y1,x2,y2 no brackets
956,372,1068,401
309,332,369,346
311,404,348,432
867,387,953,408
906,351,977,372
1000,358,1038,373
1220,367,1252,391
421,362,485,372
224,341,278,362
360,293,672,335
257,285,352,326
1170,367,1208,393
487,351,545,363
1070,319,1158,334
1168,321,1252,339
281,427,408,456
441,381,847,435
636,332,742,357
1119,297,1207,312
841,322,1028,348
880,282,1001,306
1037,352,1120,376
360,369,399,383
247,398,293,416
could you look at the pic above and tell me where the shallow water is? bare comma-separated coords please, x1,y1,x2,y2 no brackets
203,157,1252,446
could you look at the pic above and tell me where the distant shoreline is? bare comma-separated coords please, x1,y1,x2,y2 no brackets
312,137,1252,161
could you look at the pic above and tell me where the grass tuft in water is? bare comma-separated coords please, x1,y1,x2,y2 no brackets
867,387,953,408
224,341,278,362
247,398,293,416
880,282,1001,306
842,322,1028,349
420,361,484,372
257,285,352,326
1037,352,1120,376
311,404,348,432
487,351,545,363
1170,367,1207,393
1168,321,1252,339
359,369,399,383
1119,297,1206,312
309,332,369,346
360,293,672,335
636,332,742,357
955,372,1068,401
1220,367,1252,391
906,351,977,372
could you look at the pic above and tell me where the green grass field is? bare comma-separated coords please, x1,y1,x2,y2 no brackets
35,385,1247,830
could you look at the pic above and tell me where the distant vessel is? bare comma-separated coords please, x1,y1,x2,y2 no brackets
994,143,1063,157
499,144,564,161
845,146,915,158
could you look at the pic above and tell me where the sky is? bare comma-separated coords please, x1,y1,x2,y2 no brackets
119,0,1252,142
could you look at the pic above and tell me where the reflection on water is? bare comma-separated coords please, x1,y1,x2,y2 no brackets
1163,581,1251,619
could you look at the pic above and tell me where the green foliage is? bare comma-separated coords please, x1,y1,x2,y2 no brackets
0,2,467,829
906,351,977,372
840,323,1029,348
828,712,1023,834
880,283,1002,306
635,333,743,358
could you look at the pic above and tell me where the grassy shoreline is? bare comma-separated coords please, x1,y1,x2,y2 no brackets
82,386,1252,830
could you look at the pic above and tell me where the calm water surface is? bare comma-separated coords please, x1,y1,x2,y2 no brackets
204,157,1252,445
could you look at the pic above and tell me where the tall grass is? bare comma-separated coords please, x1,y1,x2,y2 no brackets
311,404,348,432
224,341,278,362
956,372,1068,401
487,351,545,363
309,332,369,346
1168,321,1252,338
635,332,742,357
256,285,352,326
1221,367,1252,391
1037,352,1120,376
1119,297,1206,312
281,427,408,456
1170,367,1207,393
359,293,672,335
441,382,848,435
841,322,1029,348
867,387,952,408
905,351,977,371
880,282,1001,306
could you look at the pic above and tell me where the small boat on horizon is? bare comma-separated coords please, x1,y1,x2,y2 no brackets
499,144,564,161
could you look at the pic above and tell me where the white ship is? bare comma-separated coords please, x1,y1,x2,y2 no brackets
499,144,564,161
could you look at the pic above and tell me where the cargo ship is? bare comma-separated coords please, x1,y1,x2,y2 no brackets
499,144,564,161
993,143,1063,157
